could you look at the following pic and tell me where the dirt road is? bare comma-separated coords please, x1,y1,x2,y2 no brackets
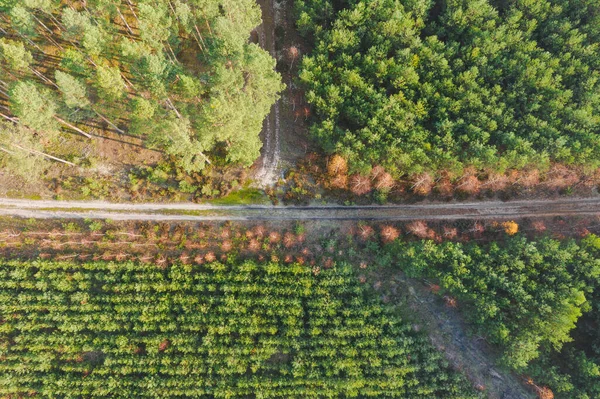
0,197,597,221
254,0,282,187
254,0,311,187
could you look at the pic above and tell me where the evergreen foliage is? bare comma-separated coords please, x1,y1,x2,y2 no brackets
0,0,284,176
8,81,58,132
526,234,600,398
0,259,477,398
297,0,600,176
384,234,600,397
0,121,45,178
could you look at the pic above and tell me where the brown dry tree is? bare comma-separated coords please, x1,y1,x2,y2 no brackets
350,174,372,195
380,225,400,243
283,232,296,248
411,173,434,196
358,225,375,241
269,231,281,244
327,154,348,177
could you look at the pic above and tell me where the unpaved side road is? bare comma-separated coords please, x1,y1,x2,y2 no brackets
0,197,598,221
254,0,282,187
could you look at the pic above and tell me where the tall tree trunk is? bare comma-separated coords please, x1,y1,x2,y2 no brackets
166,0,205,53
0,146,17,155
165,97,181,118
44,11,65,32
92,108,125,134
197,151,211,165
126,0,141,26
203,16,213,35
194,24,207,51
30,67,59,89
165,42,179,64
54,116,92,138
31,13,53,35
10,142,76,166
30,14,65,50
117,8,135,36
0,112,18,122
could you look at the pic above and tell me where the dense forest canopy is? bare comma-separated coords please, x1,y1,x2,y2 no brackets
297,0,600,176
384,234,600,398
0,0,283,177
0,259,478,398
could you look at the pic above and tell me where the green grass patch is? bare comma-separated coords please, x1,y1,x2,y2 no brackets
209,188,270,205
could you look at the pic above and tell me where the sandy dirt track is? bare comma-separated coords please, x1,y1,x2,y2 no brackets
0,197,597,221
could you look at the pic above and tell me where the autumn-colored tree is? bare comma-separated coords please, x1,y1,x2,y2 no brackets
204,252,216,262
516,169,541,188
349,174,372,195
456,174,481,195
253,225,266,239
444,296,458,308
287,45,300,70
526,378,554,399
411,173,434,196
443,225,458,239
158,339,170,352
435,175,454,197
407,221,431,239
531,220,547,232
502,221,519,236
469,222,485,235
327,154,347,176
380,225,400,244
537,387,554,399
303,106,310,120
357,225,375,241
330,173,348,189
370,165,385,180
582,167,600,187
483,172,510,191
544,164,579,190
221,240,233,252
194,254,204,264
283,232,296,248
371,166,394,191
269,231,281,244
247,238,260,252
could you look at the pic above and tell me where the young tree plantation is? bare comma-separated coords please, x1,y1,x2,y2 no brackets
0,258,478,398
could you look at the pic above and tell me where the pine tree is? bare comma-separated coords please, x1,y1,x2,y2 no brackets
55,70,89,109
94,64,126,101
0,38,33,72
9,81,57,132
